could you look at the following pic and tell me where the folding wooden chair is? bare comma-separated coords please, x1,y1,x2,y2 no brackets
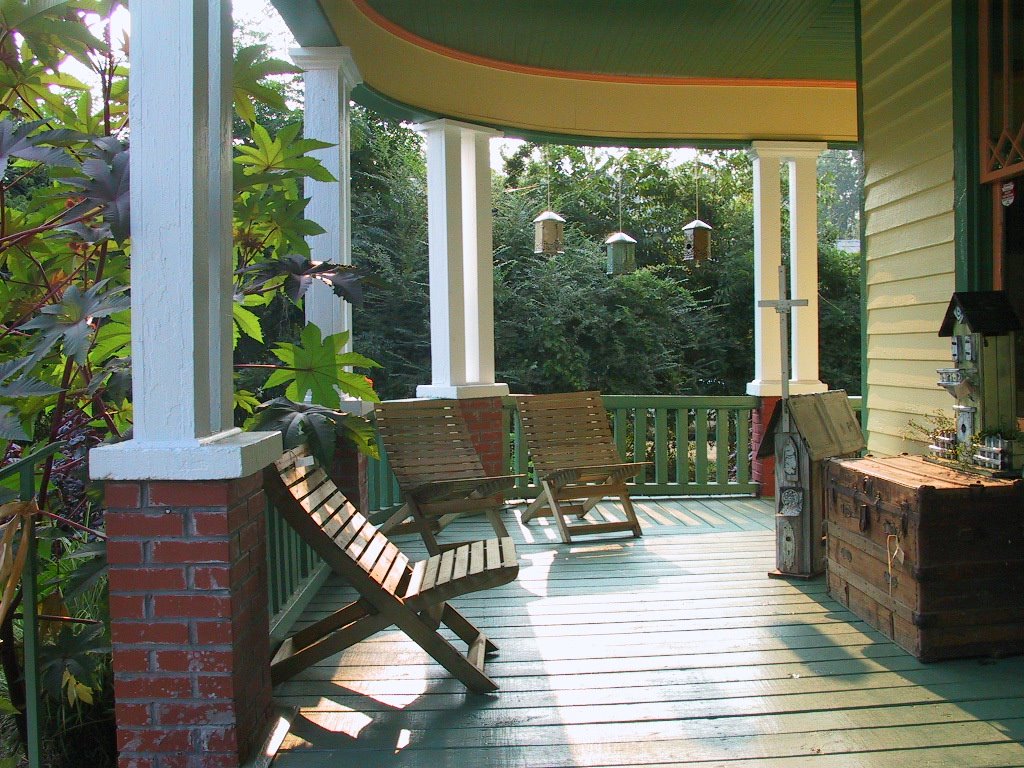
513,391,647,543
374,399,522,555
263,445,519,693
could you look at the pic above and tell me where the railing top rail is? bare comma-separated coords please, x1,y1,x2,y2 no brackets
599,394,759,408
0,441,66,482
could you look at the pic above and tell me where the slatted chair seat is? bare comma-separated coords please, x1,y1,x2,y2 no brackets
263,445,519,693
375,398,523,554
513,391,648,543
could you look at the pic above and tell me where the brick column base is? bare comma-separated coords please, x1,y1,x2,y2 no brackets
456,396,508,476
752,396,780,498
105,474,272,768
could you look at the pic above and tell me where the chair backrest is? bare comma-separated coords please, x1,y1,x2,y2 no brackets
513,391,622,473
375,399,486,490
266,446,412,597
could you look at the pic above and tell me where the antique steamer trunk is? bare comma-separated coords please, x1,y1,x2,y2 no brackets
826,455,1024,661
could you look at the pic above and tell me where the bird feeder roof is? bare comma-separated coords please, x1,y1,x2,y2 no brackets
604,231,637,245
683,218,712,231
533,210,566,223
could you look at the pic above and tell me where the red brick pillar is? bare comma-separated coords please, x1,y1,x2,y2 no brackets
752,396,780,498
331,441,369,514
104,474,272,768
456,396,508,476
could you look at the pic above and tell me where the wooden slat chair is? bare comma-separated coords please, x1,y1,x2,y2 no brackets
374,399,522,555
263,445,519,693
513,391,647,544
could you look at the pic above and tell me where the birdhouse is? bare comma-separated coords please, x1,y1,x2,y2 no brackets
937,290,1021,453
604,231,636,275
533,210,565,254
682,219,712,261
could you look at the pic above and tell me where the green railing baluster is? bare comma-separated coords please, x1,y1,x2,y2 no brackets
512,407,530,492
654,407,668,486
694,408,709,487
612,406,628,460
632,406,648,485
674,408,686,485
736,407,751,486
715,408,730,486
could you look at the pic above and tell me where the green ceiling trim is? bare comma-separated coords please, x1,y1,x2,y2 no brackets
270,0,339,47
363,0,856,82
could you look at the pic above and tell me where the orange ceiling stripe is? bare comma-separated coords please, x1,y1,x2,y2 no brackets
349,0,856,90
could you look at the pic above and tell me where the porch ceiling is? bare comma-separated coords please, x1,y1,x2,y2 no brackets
270,0,860,147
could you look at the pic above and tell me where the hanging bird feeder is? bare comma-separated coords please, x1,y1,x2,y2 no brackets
682,218,712,262
605,230,637,275
606,168,637,275
533,209,565,254
683,156,713,262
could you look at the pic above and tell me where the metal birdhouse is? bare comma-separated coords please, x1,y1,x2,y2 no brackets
533,210,565,255
682,218,712,262
604,231,636,275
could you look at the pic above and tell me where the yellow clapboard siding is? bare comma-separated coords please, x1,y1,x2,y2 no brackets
864,272,955,310
866,359,950,390
863,384,952,420
865,302,949,335
864,181,953,234
866,335,950,362
863,215,953,258
866,243,952,284
862,0,955,457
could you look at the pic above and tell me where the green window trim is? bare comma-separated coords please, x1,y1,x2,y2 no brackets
953,0,992,292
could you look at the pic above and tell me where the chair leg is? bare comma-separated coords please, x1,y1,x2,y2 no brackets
394,609,498,693
620,492,643,538
521,494,548,523
440,603,499,655
485,506,510,540
541,481,573,544
407,498,443,555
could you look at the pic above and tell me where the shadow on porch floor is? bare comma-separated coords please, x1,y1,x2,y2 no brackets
269,498,1024,767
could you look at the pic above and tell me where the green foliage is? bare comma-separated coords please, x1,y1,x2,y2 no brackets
248,397,380,469
262,324,380,407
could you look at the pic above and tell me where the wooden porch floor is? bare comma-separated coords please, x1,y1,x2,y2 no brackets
271,498,1024,767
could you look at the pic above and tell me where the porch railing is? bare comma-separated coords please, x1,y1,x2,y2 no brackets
0,441,65,768
508,395,759,497
265,496,328,642
367,394,762,515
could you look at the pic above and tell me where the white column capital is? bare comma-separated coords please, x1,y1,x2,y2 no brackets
749,140,828,161
290,46,361,85
414,118,503,140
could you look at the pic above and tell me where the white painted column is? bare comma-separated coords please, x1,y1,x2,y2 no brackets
416,119,508,399
787,146,827,394
90,0,280,480
747,144,785,397
291,47,361,352
747,141,828,397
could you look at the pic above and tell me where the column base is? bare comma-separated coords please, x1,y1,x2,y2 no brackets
415,383,510,399
746,379,829,397
89,431,282,481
